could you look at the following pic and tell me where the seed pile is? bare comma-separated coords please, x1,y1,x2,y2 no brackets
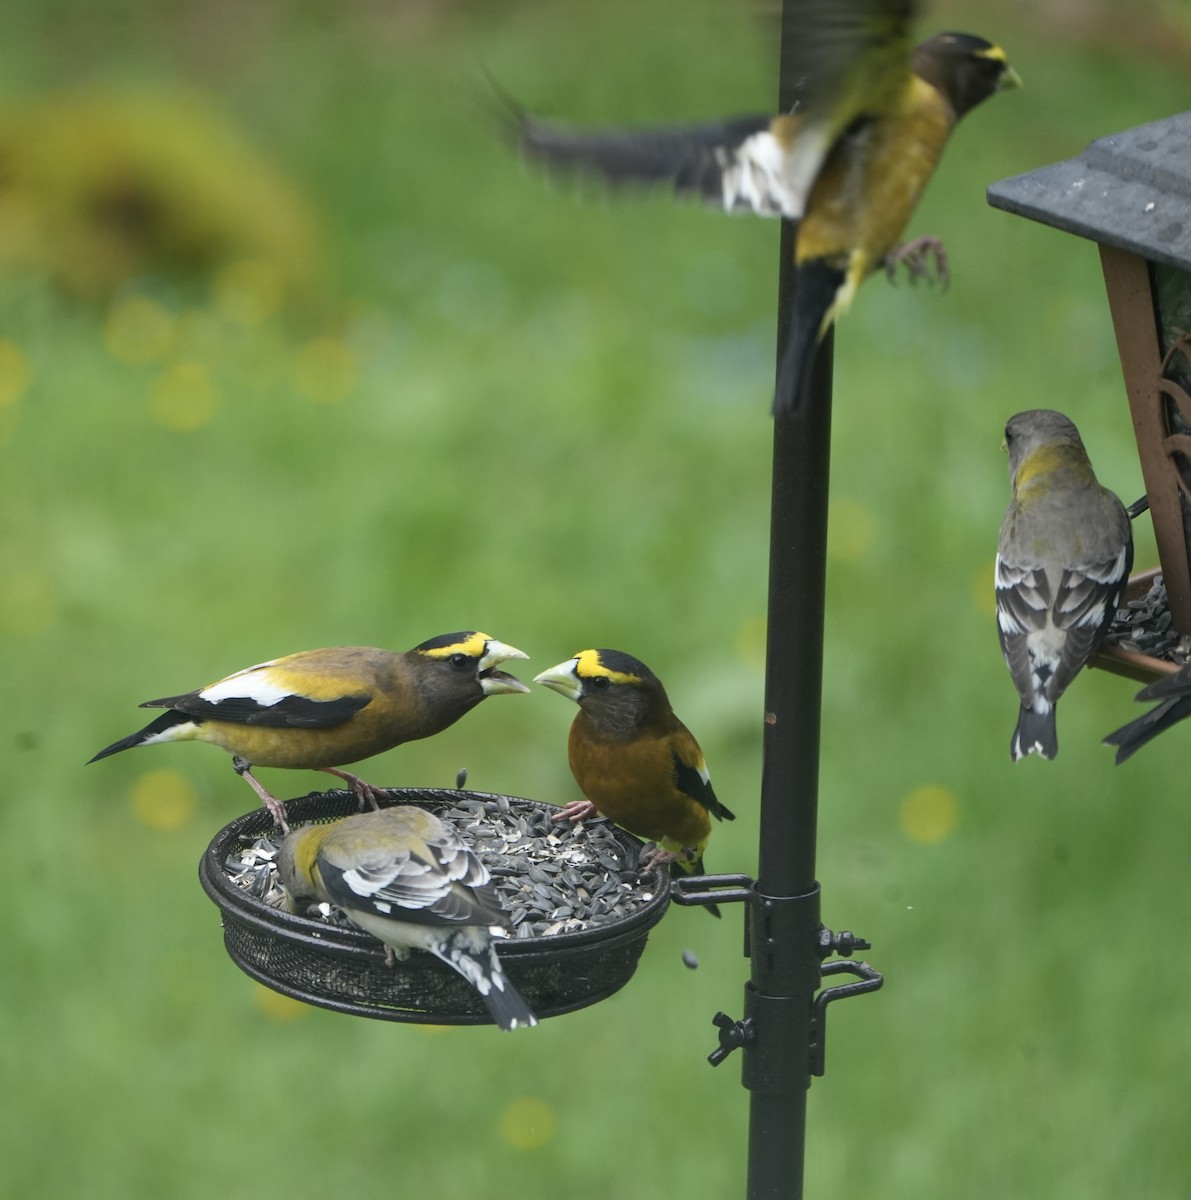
222,794,659,940
1105,574,1191,666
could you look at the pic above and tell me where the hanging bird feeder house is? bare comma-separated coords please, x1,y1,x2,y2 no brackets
988,110,1191,683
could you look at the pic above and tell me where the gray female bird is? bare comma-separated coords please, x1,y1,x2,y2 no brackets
995,410,1132,761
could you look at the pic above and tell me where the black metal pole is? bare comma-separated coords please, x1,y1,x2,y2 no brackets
742,6,835,1191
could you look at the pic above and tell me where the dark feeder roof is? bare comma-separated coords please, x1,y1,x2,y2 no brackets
987,110,1191,272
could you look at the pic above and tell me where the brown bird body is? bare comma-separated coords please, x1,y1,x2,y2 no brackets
535,649,735,915
89,632,530,829
567,707,715,853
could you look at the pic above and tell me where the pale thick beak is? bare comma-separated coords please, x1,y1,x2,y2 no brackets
532,658,583,704
999,65,1023,91
478,639,531,695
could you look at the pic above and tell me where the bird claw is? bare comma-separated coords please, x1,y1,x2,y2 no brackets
552,799,599,824
322,767,387,812
884,235,949,289
232,757,291,833
638,844,683,868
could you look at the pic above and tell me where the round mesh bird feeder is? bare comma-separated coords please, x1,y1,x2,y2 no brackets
199,788,670,1024
988,110,1191,683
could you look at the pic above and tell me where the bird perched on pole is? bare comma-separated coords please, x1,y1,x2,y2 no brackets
534,649,735,916
1104,665,1191,764
277,807,537,1031
510,1,1020,415
996,411,1133,761
88,632,530,831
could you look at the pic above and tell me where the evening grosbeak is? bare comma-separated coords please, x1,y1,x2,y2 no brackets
513,1,1020,414
88,632,529,831
534,649,735,916
996,411,1132,761
277,807,537,1031
1104,665,1191,764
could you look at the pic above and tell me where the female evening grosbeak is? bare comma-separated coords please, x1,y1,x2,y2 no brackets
996,412,1132,761
278,807,537,1031
88,632,529,830
513,0,1020,414
534,649,735,915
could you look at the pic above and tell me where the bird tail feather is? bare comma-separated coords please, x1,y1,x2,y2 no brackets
1104,696,1190,765
434,934,538,1031
87,709,196,764
1011,706,1058,761
670,856,722,919
774,259,844,417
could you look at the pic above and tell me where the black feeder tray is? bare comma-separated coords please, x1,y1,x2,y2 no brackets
198,787,670,1024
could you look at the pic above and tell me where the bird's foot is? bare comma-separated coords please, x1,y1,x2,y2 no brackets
232,757,291,834
322,767,388,812
638,843,682,868
884,235,949,288
552,799,599,824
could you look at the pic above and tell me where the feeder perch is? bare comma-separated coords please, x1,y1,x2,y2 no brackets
988,110,1191,683
199,788,670,1024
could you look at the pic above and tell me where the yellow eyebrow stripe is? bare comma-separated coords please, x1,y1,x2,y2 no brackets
574,649,641,686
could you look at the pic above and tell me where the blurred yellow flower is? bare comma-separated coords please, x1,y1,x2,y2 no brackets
0,339,30,406
148,361,220,431
129,768,197,831
498,1097,557,1151
252,984,311,1023
899,784,958,845
293,336,358,404
971,559,997,617
827,497,876,563
0,566,58,634
104,296,176,363
213,258,284,326
736,613,767,672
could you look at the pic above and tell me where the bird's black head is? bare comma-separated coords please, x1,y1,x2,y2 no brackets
535,648,671,737
912,33,1021,119
406,631,529,726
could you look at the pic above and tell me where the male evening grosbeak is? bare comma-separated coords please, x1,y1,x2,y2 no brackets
534,649,735,915
996,412,1132,761
88,632,529,831
513,0,1020,414
278,807,537,1031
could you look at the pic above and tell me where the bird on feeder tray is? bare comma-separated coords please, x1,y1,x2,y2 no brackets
509,0,1021,415
88,632,530,831
278,806,538,1031
534,649,735,916
995,410,1133,761
1104,665,1191,764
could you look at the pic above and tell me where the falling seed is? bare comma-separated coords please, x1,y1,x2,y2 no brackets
682,950,699,970
455,768,469,790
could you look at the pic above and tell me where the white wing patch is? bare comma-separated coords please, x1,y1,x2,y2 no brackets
719,129,809,218
200,661,291,707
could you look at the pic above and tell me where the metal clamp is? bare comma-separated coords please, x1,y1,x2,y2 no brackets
808,958,884,1076
670,873,757,911
709,1011,756,1066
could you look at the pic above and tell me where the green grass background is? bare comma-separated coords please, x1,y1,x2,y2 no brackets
2,1,1189,1196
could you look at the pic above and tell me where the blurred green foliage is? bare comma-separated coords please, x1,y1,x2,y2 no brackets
1,2,1189,1197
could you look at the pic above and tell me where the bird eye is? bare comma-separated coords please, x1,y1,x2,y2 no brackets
450,653,470,669
589,676,610,690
